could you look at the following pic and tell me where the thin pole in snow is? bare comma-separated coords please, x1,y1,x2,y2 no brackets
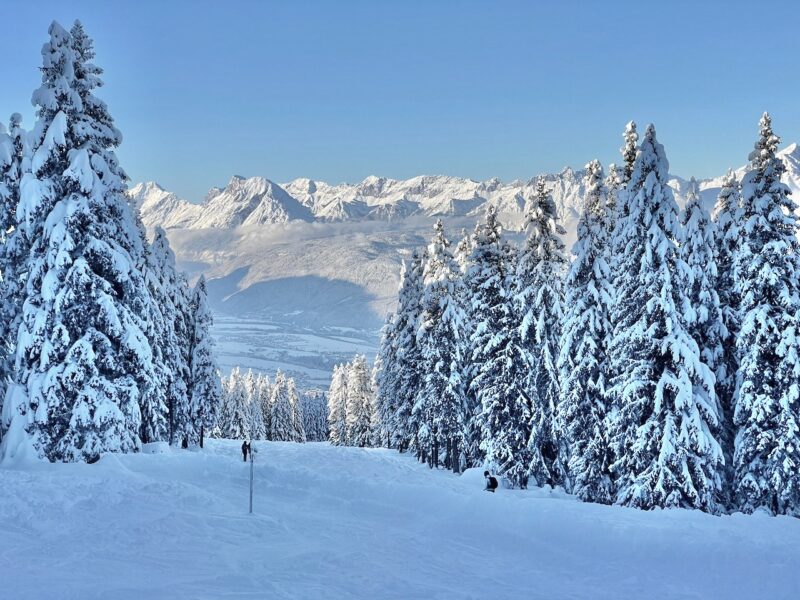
249,445,258,514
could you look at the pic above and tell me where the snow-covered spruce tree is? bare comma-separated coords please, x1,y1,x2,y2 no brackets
4,22,158,461
0,116,25,415
287,377,307,443
129,215,170,444
256,373,272,438
270,370,302,442
461,219,496,468
606,125,723,512
607,122,639,288
327,363,348,445
620,121,639,185
680,178,728,498
515,176,567,487
187,275,222,447
243,369,266,441
556,160,614,503
454,228,472,274
346,355,375,448
416,220,468,470
373,312,398,448
301,390,328,442
391,250,426,453
148,228,192,445
468,206,531,486
219,368,250,439
732,113,800,516
711,170,741,483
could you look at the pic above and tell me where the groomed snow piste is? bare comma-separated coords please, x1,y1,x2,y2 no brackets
1,440,798,599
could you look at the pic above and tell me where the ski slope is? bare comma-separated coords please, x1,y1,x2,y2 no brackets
1,440,798,599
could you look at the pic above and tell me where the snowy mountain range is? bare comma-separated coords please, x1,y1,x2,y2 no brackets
129,144,800,384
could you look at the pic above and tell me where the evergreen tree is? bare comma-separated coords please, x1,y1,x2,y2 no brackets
301,390,328,442
148,228,192,445
557,160,614,502
620,121,639,185
391,250,425,453
5,21,158,461
515,176,567,486
680,178,728,499
712,170,741,484
256,373,272,438
733,113,800,516
287,376,306,443
373,312,398,448
468,207,531,486
416,220,467,470
454,228,472,273
462,217,500,469
270,370,296,442
346,355,375,448
607,125,723,512
244,369,266,440
219,368,250,439
187,275,222,447
327,364,348,445
0,115,25,423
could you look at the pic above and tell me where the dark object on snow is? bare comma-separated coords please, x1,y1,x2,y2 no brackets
520,475,529,490
242,441,250,462
484,471,498,493
181,436,188,449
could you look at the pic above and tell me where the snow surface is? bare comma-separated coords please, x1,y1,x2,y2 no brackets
1,440,798,599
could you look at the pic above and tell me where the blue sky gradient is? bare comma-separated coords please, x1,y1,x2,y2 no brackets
1,0,798,201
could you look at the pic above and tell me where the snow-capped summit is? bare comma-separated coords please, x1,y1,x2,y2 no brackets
130,143,800,233
128,181,202,229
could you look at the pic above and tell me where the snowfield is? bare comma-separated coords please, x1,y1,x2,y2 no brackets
1,440,798,599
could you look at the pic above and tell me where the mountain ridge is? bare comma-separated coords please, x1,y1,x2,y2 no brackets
130,143,800,233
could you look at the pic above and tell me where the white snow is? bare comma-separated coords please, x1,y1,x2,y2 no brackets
1,440,798,599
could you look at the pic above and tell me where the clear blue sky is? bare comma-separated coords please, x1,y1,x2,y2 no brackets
1,0,798,202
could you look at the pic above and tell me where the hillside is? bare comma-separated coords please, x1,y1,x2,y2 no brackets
1,440,797,599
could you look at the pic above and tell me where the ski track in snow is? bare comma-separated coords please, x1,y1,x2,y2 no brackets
1,440,798,599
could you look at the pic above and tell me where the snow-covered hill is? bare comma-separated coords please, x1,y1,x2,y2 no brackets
133,145,800,384
1,440,797,599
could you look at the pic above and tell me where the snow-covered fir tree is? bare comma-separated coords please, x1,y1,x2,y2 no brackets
256,373,272,438
557,160,614,503
389,250,425,453
416,220,467,470
711,170,741,483
0,115,25,415
243,369,266,441
269,370,303,442
680,178,728,497
187,275,222,447
454,228,472,274
620,121,639,185
732,113,800,516
468,206,531,486
4,21,158,461
301,390,328,442
219,368,250,440
373,312,398,448
515,176,567,486
607,125,723,512
148,228,192,446
287,377,306,443
327,363,348,445
345,355,375,448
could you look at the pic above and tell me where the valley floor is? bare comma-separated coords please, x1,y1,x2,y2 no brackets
1,440,798,599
